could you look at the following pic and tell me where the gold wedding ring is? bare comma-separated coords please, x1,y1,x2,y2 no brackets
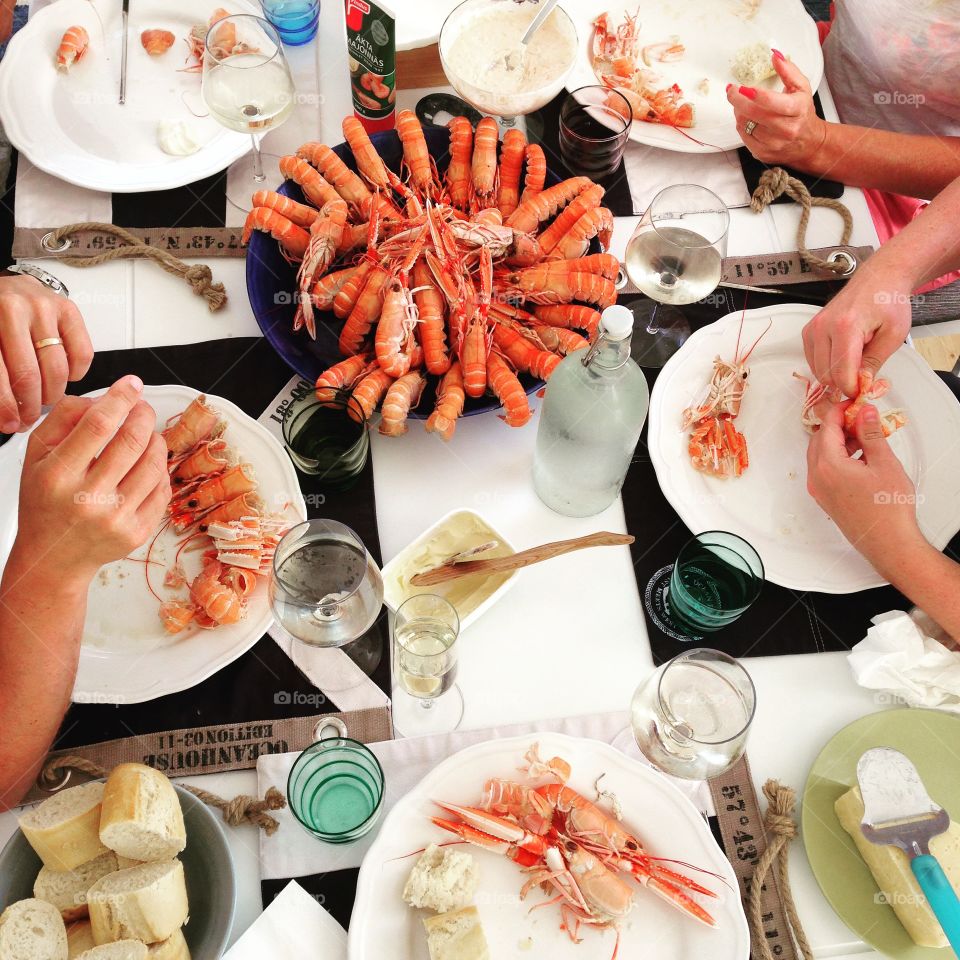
744,120,758,136
34,337,64,351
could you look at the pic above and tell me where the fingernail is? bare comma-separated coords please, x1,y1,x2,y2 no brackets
863,405,879,422
1,420,18,434
725,83,733,93
739,85,758,100
125,375,144,393
771,48,785,61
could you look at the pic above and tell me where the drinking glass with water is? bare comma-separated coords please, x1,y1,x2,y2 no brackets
392,594,463,737
630,648,756,780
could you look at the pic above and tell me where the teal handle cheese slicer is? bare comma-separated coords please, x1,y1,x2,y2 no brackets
858,747,960,956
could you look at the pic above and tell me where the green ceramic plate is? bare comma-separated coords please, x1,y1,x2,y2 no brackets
802,708,960,960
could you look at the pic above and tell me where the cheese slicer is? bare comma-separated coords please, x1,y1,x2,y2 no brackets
857,747,960,955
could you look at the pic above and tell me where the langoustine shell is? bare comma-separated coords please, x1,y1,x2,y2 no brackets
141,28,176,56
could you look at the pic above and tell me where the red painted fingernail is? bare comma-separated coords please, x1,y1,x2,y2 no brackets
739,85,758,100
725,83,733,93
771,48,785,61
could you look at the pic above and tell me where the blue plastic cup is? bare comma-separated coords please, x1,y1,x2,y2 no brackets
260,0,320,45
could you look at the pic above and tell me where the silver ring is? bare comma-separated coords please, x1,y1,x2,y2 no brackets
744,120,758,136
40,232,72,253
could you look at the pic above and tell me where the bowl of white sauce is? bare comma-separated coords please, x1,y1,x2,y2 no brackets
439,0,579,118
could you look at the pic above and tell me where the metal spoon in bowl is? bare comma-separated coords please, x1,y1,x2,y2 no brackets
503,0,562,71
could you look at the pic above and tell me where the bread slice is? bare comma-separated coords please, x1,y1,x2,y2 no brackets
403,844,478,914
99,766,186,863
423,906,490,960
67,921,97,959
19,782,110,872
35,851,120,921
87,861,188,946
115,859,143,872
76,942,147,960
836,785,960,948
146,930,190,960
0,898,68,960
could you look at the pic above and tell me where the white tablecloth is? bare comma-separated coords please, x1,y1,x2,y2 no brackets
0,1,890,957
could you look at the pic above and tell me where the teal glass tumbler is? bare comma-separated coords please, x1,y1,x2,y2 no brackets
287,736,385,843
667,530,764,635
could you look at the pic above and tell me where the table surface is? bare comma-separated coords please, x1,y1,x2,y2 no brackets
0,2,925,957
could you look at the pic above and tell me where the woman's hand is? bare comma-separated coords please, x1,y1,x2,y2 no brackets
801,265,913,397
726,52,828,169
0,273,94,433
806,401,924,573
13,376,170,582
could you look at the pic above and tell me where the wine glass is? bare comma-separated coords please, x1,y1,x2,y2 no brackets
269,520,384,674
392,594,463,737
201,14,296,211
438,0,578,137
624,185,730,368
627,648,756,780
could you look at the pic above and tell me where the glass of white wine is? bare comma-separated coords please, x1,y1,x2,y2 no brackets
624,184,730,368
627,648,755,781
392,594,462,737
201,14,296,211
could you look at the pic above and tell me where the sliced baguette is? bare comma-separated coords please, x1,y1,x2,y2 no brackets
67,922,97,959
87,861,188,946
0,898,68,960
114,859,143,872
423,906,490,960
19,782,110,872
34,851,120,922
146,930,189,960
76,942,147,960
99,766,185,863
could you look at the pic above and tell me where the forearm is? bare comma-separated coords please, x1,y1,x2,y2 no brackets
796,123,960,201
0,548,89,809
872,537,960,645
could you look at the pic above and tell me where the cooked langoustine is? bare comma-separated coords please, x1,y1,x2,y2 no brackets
56,26,89,72
794,370,908,439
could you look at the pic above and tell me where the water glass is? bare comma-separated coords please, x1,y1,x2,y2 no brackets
282,393,369,488
559,85,632,180
667,531,764,636
287,731,385,842
269,519,383,648
630,648,756,780
392,594,463,737
260,0,320,45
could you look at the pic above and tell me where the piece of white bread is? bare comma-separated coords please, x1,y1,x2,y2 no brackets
19,782,110,872
0,898,68,960
114,859,142,872
76,942,147,960
34,851,120,922
87,861,188,946
403,845,478,914
423,906,490,960
99,766,186,863
146,930,190,960
836,785,960,948
67,921,97,959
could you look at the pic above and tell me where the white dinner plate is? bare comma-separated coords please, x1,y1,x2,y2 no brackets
648,304,960,593
349,733,749,960
564,0,823,154
0,0,260,192
0,385,307,703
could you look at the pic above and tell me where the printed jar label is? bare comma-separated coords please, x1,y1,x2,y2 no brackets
345,0,396,126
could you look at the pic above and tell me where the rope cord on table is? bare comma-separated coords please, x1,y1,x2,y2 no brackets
46,223,228,311
42,754,286,835
750,168,853,276
748,780,814,960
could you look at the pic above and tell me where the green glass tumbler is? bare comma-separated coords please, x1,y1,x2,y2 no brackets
287,735,385,843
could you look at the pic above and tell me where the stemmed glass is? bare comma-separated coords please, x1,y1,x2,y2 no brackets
624,648,756,780
201,14,296,211
624,184,730,367
269,520,384,674
392,594,463,737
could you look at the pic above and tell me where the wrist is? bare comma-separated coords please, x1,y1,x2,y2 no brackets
868,526,932,584
796,117,831,171
3,541,96,599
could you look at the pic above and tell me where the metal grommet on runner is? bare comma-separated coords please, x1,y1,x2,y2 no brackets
40,232,72,253
37,765,72,793
314,716,348,742
615,266,628,290
825,250,857,277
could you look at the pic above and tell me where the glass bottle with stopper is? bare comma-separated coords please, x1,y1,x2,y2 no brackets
533,304,650,517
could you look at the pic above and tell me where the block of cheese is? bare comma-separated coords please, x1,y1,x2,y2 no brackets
19,782,110,872
835,785,960,948
423,906,490,960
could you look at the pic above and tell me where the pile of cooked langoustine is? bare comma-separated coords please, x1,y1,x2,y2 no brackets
152,395,289,635
242,111,619,440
